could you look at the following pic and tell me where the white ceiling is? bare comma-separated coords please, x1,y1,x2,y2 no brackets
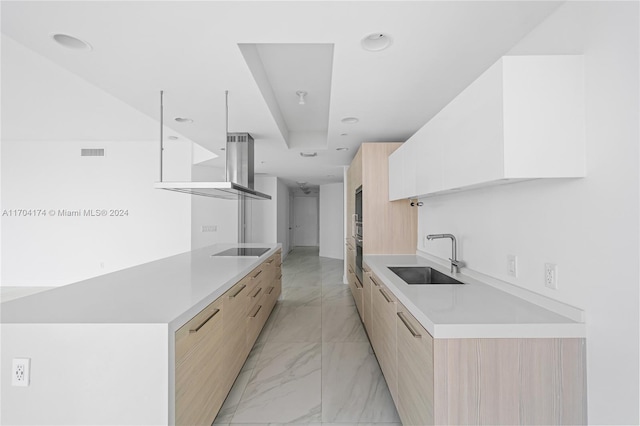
0,1,562,188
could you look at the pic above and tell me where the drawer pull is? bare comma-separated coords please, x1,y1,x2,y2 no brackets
397,312,422,338
229,284,247,298
379,288,393,303
266,259,274,265
277,275,282,281
355,278,363,289
250,304,262,318
252,287,262,298
267,286,275,295
252,270,263,279
371,276,381,287
189,308,220,333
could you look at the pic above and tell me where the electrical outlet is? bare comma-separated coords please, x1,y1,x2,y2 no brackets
12,358,30,387
545,263,558,289
507,255,518,277
201,225,217,233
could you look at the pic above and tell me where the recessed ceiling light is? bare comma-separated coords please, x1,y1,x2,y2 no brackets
168,136,179,140
51,33,92,51
336,147,349,151
220,147,226,151
174,117,193,123
361,33,393,52
341,117,359,124
340,133,349,136
300,152,317,157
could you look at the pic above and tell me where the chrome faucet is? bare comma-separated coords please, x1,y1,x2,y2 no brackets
426,234,464,274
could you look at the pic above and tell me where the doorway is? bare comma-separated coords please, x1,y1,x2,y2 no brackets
292,196,319,247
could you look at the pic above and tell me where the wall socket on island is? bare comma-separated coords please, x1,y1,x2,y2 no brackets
12,358,30,387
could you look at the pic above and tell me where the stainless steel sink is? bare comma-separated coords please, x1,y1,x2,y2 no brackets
388,266,464,285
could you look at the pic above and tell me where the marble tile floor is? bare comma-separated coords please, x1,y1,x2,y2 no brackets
214,246,400,426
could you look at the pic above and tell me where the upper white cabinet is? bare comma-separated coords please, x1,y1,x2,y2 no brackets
389,55,585,200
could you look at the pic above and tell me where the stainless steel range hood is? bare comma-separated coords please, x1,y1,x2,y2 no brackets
155,91,271,200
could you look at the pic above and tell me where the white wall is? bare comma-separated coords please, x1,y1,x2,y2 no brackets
417,3,638,423
1,324,168,425
246,175,278,244
191,165,238,249
1,34,192,287
319,183,344,260
1,140,192,286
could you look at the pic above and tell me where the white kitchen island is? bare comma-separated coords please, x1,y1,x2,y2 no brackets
1,243,281,425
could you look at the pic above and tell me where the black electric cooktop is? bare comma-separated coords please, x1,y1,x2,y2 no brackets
212,247,270,257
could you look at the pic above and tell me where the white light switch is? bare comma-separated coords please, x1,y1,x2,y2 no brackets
507,255,518,277
545,263,558,289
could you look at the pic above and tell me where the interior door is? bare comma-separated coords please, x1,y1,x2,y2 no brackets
293,196,319,247
288,194,294,253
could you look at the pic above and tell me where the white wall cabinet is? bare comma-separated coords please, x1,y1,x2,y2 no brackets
389,55,585,200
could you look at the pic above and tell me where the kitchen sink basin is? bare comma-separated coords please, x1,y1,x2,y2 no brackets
388,266,464,285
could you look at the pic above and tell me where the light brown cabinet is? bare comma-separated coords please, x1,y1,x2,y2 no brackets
396,301,434,426
370,275,398,404
362,264,373,335
175,249,282,426
175,297,226,426
361,272,587,425
346,143,417,254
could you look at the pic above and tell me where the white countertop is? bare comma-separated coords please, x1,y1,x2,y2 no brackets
364,254,585,339
1,243,280,331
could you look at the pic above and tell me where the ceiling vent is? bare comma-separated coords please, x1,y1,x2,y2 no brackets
81,148,105,157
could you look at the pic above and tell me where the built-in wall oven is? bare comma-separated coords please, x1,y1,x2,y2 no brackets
355,186,363,283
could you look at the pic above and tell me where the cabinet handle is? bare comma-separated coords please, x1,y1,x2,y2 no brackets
379,288,393,303
252,287,262,298
355,278,363,289
397,312,422,338
266,259,274,265
250,304,262,318
277,275,282,281
189,308,220,333
371,276,381,287
229,284,247,298
252,270,263,279
267,286,275,295
348,266,354,274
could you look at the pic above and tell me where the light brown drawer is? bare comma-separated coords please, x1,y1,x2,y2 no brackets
175,297,225,425
372,283,398,403
247,293,269,347
175,297,224,364
396,302,434,426
245,263,266,295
